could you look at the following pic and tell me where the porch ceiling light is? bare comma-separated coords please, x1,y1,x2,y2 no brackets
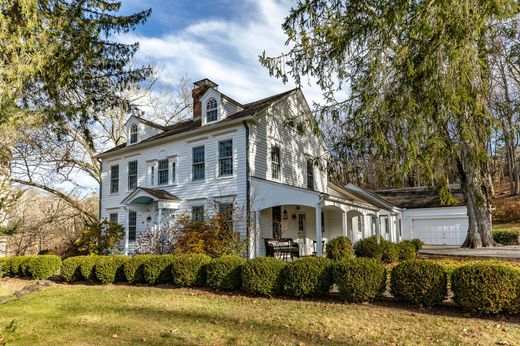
282,209,288,220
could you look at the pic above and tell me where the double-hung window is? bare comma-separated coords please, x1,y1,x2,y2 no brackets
128,161,138,190
219,202,233,230
109,213,118,224
192,146,205,181
218,139,233,176
110,165,119,193
158,159,169,185
192,205,204,222
306,159,314,190
271,146,281,180
129,124,138,144
128,210,137,241
206,98,218,122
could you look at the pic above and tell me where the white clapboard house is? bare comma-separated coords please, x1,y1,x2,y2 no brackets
97,79,468,257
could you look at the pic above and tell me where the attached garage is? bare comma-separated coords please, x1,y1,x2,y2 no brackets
401,207,469,246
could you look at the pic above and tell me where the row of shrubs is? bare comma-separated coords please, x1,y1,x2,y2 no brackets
2,251,520,315
0,255,62,280
493,230,520,245
59,253,520,315
348,236,423,263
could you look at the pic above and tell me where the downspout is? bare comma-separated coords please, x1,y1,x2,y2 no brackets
243,120,251,258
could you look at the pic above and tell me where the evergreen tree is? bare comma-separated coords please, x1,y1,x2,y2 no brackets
261,0,520,247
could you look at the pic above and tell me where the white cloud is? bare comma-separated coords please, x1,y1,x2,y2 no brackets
119,0,325,105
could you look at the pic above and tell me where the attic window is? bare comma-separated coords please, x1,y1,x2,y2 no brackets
206,98,218,122
129,123,138,144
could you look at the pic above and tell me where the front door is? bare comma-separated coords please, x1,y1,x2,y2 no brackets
298,213,306,256
272,206,282,239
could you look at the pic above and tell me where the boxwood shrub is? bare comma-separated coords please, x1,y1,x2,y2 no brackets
27,255,62,280
143,255,176,285
398,242,417,261
171,253,211,287
390,260,447,306
282,256,332,298
380,241,399,263
124,254,154,284
326,237,353,261
0,258,8,278
241,257,286,297
94,256,129,284
61,256,88,283
9,256,31,277
206,255,245,291
353,236,382,260
493,230,520,246
409,239,424,252
451,263,520,314
79,256,99,282
333,258,386,303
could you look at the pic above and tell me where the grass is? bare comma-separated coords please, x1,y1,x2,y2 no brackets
493,223,520,233
0,282,519,345
0,278,32,298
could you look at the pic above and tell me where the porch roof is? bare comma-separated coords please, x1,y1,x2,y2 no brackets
121,187,180,206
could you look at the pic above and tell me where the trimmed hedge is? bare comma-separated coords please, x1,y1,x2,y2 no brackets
354,236,382,260
380,242,399,263
283,257,332,298
9,256,31,277
493,230,520,246
333,258,386,303
79,256,99,282
241,257,286,297
27,255,62,280
124,255,154,284
326,237,353,261
0,258,8,278
409,239,424,252
94,256,129,284
143,255,176,285
398,242,417,261
171,253,211,287
390,260,447,307
206,255,245,291
451,263,520,314
61,256,88,282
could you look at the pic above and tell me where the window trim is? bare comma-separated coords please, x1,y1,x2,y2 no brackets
110,164,119,194
218,139,233,177
129,123,138,144
128,210,137,242
192,145,205,181
206,98,218,123
271,145,281,180
128,160,138,191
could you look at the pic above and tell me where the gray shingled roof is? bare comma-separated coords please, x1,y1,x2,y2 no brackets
98,88,297,157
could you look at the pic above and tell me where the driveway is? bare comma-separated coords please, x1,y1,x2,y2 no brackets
419,245,520,259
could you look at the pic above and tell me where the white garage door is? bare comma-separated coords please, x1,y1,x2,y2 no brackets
411,218,467,245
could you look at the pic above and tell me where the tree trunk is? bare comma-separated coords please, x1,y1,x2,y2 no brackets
459,142,494,248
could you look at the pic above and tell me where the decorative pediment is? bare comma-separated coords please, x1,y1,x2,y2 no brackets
121,187,180,209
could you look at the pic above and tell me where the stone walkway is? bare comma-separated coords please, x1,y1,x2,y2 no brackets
419,245,520,259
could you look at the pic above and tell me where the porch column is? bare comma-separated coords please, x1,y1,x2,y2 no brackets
342,210,348,238
158,207,162,230
254,210,261,258
315,204,323,256
376,212,381,245
124,208,130,256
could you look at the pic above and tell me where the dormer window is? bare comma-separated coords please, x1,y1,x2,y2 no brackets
129,123,138,144
206,98,218,122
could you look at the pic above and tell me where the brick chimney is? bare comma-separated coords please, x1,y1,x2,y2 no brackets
192,78,218,121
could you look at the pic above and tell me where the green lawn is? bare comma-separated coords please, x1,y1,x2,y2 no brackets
0,282,519,345
494,223,520,232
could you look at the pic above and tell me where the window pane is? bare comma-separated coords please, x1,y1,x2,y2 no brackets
192,205,204,222
130,124,138,143
128,161,138,190
219,202,233,230
307,159,314,190
271,146,280,180
110,165,119,193
158,159,169,185
109,213,118,224
206,98,218,122
219,140,233,176
192,146,205,180
171,162,176,183
128,211,137,241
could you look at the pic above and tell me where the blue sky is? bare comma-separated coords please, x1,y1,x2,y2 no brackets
118,0,324,104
